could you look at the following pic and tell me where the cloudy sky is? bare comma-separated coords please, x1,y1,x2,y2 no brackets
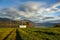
0,0,60,23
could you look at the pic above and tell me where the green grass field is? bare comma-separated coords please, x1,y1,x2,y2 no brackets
0,28,60,40
0,28,16,40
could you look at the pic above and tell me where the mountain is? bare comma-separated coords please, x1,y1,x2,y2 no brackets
34,20,60,28
43,20,60,27
0,18,35,28
35,20,60,27
0,18,12,22
0,18,60,28
0,18,16,28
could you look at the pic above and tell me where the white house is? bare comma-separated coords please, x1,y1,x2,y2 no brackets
18,20,30,28
19,25,26,28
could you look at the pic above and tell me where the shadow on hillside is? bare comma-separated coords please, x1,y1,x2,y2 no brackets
16,29,23,40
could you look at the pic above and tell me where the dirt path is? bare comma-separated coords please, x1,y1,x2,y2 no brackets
3,30,14,40
2,29,23,40
15,29,23,40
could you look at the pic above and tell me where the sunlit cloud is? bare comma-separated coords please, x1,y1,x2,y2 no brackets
0,1,60,23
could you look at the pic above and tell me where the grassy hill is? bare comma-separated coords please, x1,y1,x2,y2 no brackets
0,28,60,40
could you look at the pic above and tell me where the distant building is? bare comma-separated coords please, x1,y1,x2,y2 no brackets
19,25,26,28
19,20,30,28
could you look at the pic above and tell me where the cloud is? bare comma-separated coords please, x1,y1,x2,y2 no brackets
45,2,60,13
52,2,60,8
16,2,47,20
0,8,19,19
0,1,60,23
